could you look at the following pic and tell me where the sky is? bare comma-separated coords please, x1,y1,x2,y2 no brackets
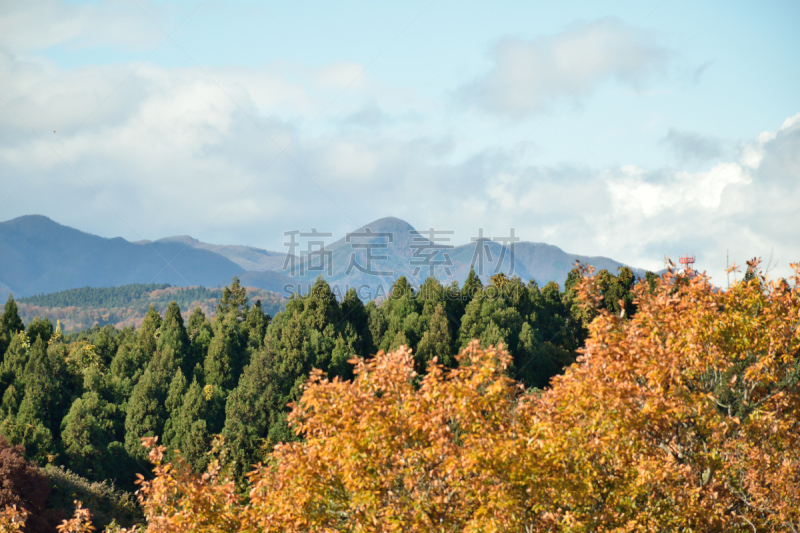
1,0,799,283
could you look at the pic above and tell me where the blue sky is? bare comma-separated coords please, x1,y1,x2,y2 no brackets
1,0,799,282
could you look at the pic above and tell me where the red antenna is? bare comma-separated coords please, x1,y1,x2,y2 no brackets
679,254,695,271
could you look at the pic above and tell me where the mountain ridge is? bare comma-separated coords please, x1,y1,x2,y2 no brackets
0,215,646,302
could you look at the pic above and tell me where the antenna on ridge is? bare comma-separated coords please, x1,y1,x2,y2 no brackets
679,254,695,276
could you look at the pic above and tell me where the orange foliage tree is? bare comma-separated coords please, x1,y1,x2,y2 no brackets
16,260,799,532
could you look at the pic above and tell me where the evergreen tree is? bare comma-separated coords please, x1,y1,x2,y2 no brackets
222,350,288,481
157,302,190,373
378,277,422,352
539,280,578,350
0,384,20,418
244,300,270,351
461,267,483,302
164,371,187,415
123,349,176,461
164,378,215,472
90,325,120,366
137,305,162,362
108,329,147,404
14,336,61,462
223,277,346,481
340,288,372,356
415,303,454,369
0,294,24,358
217,276,248,322
596,267,636,317
458,291,523,354
161,369,187,450
0,332,29,395
203,318,244,392
26,317,54,346
187,307,213,378
60,391,122,481
366,301,387,353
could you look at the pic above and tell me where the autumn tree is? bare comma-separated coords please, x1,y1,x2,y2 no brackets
127,260,800,532
0,436,58,533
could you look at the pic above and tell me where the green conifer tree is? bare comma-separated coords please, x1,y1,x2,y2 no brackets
26,317,54,346
217,276,249,322
415,303,454,369
340,288,372,355
203,319,244,392
458,291,522,354
161,369,187,451
123,349,175,461
157,302,189,373
186,307,212,377
244,300,270,351
378,277,422,352
137,305,162,361
164,378,214,472
60,391,123,481
0,332,30,395
0,294,25,358
14,336,60,462
108,329,148,404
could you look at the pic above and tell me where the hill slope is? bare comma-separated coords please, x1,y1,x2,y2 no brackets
17,283,285,331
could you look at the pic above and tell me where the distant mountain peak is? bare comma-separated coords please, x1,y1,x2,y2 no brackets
3,214,59,229
154,235,202,246
352,216,417,234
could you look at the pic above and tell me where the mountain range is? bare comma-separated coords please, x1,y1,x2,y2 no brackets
0,215,645,302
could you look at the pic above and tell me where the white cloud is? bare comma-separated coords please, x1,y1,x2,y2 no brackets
0,0,166,52
461,117,800,282
459,18,668,117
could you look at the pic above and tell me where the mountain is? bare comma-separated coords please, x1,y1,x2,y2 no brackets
156,216,645,295
0,215,646,304
0,215,244,297
151,235,287,271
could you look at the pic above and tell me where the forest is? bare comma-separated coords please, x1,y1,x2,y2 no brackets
13,284,285,333
3,263,799,532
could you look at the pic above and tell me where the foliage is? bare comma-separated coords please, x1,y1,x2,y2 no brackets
0,436,59,532
0,268,641,526
98,260,800,532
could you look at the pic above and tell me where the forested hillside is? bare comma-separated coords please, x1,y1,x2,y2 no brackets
0,267,641,523
15,284,285,332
